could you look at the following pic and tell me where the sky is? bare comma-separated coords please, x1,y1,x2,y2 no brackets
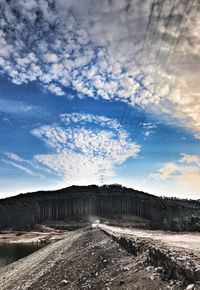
0,0,200,199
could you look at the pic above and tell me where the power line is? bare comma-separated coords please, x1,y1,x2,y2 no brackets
130,0,197,142
164,0,190,65
121,0,158,132
154,0,177,63
166,0,195,64
143,0,165,67
125,0,163,134
138,0,157,66
154,0,196,94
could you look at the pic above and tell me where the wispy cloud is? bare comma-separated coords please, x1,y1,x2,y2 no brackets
0,99,33,114
4,160,44,179
149,153,200,195
4,152,53,175
149,162,179,180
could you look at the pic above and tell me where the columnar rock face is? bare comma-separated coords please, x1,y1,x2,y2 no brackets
0,185,199,230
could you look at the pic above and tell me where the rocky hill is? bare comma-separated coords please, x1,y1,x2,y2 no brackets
0,184,199,231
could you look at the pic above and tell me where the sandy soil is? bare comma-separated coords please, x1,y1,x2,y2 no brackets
0,229,68,244
99,224,200,253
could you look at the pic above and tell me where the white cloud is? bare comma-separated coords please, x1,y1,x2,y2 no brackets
143,122,157,130
149,162,179,180
33,113,140,184
143,131,154,137
44,53,59,63
0,0,199,137
4,160,44,179
0,99,33,114
4,151,54,175
31,125,67,152
149,153,200,196
60,113,121,130
179,153,200,167
47,84,65,96
5,152,23,162
4,113,139,185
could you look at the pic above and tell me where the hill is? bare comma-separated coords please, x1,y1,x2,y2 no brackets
0,184,199,231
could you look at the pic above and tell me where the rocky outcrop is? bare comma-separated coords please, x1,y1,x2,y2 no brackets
0,184,199,230
101,228,200,285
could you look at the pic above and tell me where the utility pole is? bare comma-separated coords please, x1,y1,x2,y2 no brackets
100,175,104,186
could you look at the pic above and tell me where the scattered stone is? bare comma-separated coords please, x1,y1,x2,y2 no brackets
146,266,154,273
155,267,163,273
60,279,69,286
119,279,124,285
150,275,155,280
186,284,195,290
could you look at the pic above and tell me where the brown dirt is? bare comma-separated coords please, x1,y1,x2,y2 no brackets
0,228,198,290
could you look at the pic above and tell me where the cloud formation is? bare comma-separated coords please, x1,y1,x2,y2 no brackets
149,153,200,196
0,1,199,136
32,113,140,184
3,159,44,179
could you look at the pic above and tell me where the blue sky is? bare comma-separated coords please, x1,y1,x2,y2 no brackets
0,0,199,199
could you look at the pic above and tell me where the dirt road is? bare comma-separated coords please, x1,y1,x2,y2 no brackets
0,228,199,290
0,229,173,290
99,224,200,253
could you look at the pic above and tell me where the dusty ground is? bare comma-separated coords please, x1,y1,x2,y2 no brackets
99,224,200,253
1,228,198,290
0,226,68,244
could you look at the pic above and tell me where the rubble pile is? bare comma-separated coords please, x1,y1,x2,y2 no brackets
102,229,200,286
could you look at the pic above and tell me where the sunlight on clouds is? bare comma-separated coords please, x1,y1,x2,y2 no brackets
33,114,140,184
0,1,199,138
32,125,67,152
149,153,200,197
2,113,140,185
149,162,179,180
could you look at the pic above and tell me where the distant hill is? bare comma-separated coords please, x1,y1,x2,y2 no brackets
0,184,199,231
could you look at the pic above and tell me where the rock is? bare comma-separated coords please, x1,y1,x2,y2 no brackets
186,284,195,290
185,268,194,280
195,268,200,280
155,267,163,273
119,280,124,285
150,275,155,280
123,266,129,271
146,266,154,273
61,279,69,286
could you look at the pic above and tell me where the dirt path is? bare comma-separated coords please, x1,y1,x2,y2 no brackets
0,228,199,290
0,228,175,290
99,224,200,253
0,230,82,290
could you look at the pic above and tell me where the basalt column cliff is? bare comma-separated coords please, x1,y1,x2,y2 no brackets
0,185,199,230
